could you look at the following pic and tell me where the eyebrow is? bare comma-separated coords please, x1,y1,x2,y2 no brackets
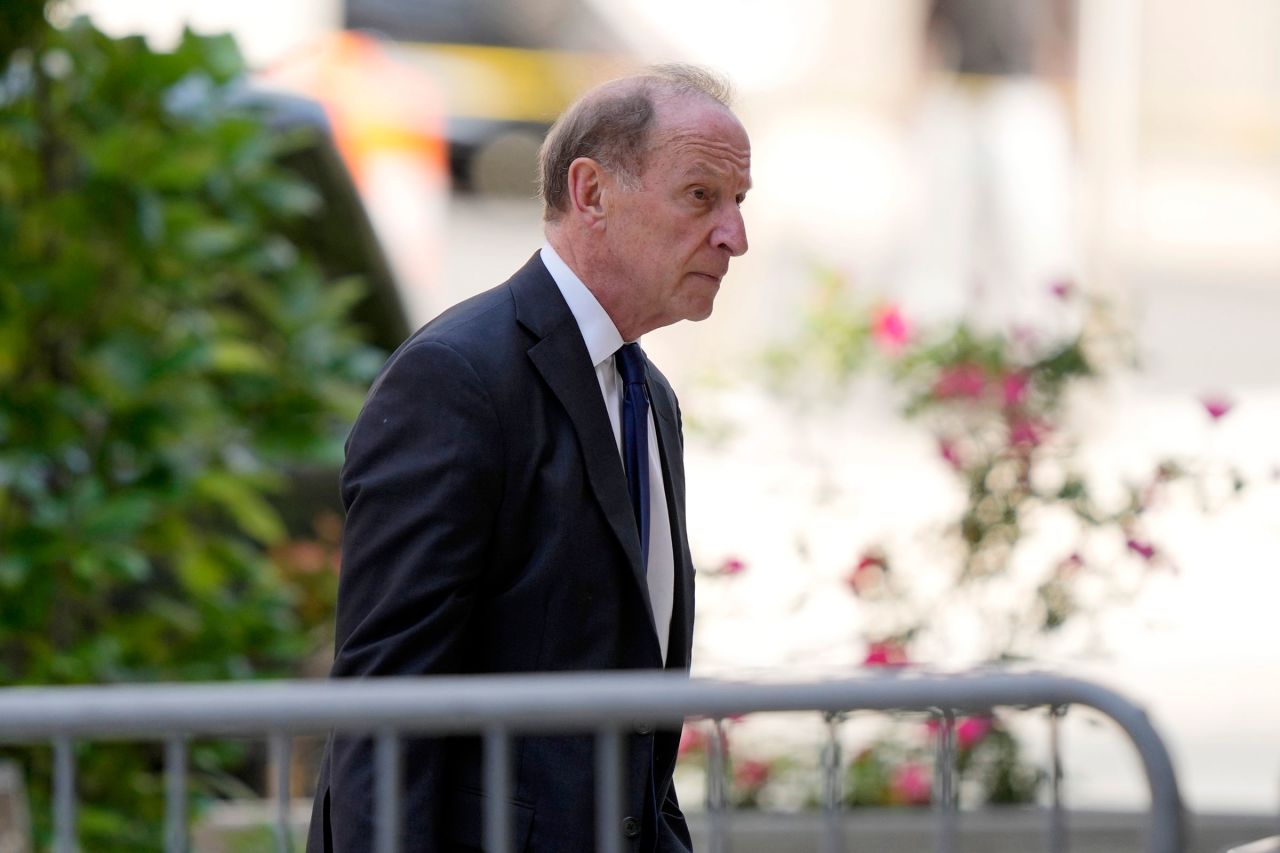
682,161,751,190
682,162,721,180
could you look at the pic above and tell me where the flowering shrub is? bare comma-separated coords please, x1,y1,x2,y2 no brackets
676,710,1039,809
766,270,1248,661
688,269,1253,809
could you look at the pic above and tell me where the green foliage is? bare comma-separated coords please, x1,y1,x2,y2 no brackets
0,0,53,63
0,14,382,850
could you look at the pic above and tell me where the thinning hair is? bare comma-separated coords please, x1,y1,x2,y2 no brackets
537,63,733,221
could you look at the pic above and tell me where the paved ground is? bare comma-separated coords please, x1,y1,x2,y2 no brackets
686,810,1278,853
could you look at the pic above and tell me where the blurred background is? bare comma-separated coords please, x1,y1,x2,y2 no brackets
3,0,1280,847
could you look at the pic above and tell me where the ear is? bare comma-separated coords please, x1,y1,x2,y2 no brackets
565,157,608,227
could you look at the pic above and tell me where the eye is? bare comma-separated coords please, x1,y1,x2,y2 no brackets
735,192,747,206
690,187,710,201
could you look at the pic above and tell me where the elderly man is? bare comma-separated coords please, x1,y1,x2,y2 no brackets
308,64,751,852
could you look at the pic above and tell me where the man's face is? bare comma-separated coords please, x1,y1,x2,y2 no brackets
602,95,751,336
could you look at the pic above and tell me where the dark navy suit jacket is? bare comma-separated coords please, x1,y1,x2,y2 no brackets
307,253,696,852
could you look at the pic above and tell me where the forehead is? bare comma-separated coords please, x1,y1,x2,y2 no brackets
645,96,751,184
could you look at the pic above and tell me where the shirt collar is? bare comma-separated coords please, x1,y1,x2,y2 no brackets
540,243,627,368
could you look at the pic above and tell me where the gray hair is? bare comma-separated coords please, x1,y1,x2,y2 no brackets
537,64,733,221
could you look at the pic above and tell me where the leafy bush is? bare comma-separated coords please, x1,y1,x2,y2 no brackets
0,11,383,849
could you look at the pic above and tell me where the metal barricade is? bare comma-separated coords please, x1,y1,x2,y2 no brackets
0,670,1186,853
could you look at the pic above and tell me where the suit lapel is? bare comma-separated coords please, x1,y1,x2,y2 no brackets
510,256,650,604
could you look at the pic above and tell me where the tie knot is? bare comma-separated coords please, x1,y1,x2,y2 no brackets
615,342,646,385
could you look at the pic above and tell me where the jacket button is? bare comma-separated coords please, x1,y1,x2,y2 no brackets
622,816,641,838
635,722,654,735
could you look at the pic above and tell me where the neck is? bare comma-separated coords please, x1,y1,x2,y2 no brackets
546,226,646,341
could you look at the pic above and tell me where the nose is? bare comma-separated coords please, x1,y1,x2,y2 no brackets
714,204,748,257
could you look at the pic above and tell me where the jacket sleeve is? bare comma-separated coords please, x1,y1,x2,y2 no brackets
324,339,504,850
658,782,694,853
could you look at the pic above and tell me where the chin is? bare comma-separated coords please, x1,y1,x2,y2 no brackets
684,286,720,322
686,300,717,322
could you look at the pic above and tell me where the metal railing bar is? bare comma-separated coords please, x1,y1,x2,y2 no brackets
820,711,845,853
933,709,957,853
270,732,292,853
1049,705,1068,853
0,672,1186,853
0,672,1183,741
483,726,512,853
707,718,729,853
594,728,623,853
374,730,401,853
53,735,76,853
164,734,187,853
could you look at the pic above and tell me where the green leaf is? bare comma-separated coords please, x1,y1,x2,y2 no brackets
82,493,157,540
104,546,150,582
176,29,243,81
142,143,222,190
0,553,31,590
85,124,164,179
175,549,225,597
210,339,272,374
256,176,322,217
71,549,104,582
193,471,285,544
180,222,244,258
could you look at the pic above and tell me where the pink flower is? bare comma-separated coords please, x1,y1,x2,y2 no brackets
863,640,909,668
846,551,887,596
1050,279,1075,301
1009,418,1048,447
871,304,910,353
956,716,993,748
720,557,747,576
1200,394,1234,422
677,726,706,758
933,364,986,399
1002,372,1030,407
734,759,771,790
856,553,885,571
925,715,993,748
1055,552,1084,578
888,762,931,805
1126,538,1156,561
938,437,963,470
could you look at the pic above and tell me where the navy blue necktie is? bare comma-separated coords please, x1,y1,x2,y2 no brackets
615,343,650,567
618,342,661,839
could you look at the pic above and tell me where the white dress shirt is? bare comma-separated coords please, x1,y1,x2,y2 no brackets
539,244,675,663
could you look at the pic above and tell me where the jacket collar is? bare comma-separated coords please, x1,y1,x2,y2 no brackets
511,254,652,627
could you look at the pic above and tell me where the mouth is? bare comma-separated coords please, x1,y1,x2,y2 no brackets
692,272,724,284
